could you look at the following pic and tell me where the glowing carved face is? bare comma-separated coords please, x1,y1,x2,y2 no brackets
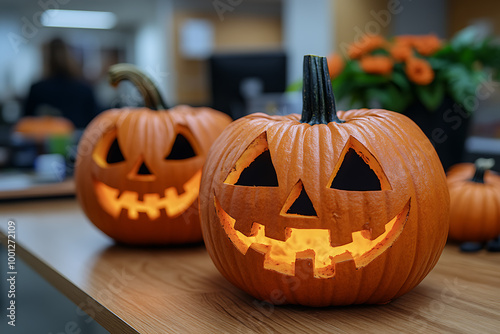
93,170,201,220
214,132,411,278
91,125,202,221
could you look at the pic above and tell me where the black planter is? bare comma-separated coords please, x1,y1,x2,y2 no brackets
402,97,472,171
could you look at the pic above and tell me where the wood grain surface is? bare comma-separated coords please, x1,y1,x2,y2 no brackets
0,199,499,333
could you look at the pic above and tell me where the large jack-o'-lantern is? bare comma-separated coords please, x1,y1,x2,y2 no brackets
76,64,231,245
200,56,449,306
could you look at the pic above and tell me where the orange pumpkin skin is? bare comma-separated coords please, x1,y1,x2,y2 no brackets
447,162,500,242
75,65,231,245
199,56,449,306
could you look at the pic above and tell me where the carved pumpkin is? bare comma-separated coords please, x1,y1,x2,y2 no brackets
15,116,74,140
447,159,500,242
75,64,231,245
200,55,449,306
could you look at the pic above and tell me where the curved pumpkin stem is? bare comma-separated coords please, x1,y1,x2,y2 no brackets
471,158,495,183
301,55,343,125
108,63,168,110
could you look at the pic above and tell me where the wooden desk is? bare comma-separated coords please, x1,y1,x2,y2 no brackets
0,199,499,333
0,177,75,200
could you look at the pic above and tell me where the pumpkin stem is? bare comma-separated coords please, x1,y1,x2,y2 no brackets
471,158,495,183
300,55,343,125
108,63,168,110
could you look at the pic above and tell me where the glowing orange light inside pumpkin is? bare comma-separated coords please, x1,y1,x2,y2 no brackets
94,170,201,219
215,196,410,278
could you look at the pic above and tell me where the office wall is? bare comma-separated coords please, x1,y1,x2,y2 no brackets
283,0,334,84
333,0,389,55
173,11,283,105
449,0,500,35
392,0,447,37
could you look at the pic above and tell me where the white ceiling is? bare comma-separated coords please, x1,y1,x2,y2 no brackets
1,0,282,30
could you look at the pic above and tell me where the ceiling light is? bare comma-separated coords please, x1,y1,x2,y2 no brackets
41,10,117,30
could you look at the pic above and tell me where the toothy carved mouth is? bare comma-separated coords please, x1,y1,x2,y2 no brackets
93,170,201,220
215,195,410,278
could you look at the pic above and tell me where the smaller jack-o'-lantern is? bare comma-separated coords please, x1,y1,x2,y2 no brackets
200,55,449,306
447,158,500,242
75,64,231,245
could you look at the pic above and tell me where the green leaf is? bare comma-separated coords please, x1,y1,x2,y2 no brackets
458,48,476,68
332,75,355,101
450,26,483,50
355,73,390,86
391,71,410,93
286,79,302,93
366,85,412,112
433,44,454,57
443,64,478,110
415,81,445,111
427,57,451,70
350,62,391,86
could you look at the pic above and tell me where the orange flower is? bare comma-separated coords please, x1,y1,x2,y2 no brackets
405,57,434,85
390,44,413,62
360,55,394,75
348,34,387,59
413,34,441,56
327,53,345,79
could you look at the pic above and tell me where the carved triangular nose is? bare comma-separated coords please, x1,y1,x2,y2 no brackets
281,180,317,217
137,161,152,175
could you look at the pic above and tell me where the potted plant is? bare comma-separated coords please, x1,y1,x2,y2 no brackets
293,26,500,170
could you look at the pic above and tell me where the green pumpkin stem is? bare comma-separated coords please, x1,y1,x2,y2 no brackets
471,158,495,183
108,63,168,110
301,55,343,125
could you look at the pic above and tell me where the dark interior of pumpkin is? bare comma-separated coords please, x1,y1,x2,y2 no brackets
235,150,279,187
166,134,196,160
286,185,317,216
330,148,382,191
106,138,125,164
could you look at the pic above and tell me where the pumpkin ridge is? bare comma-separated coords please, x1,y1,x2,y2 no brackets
363,117,424,296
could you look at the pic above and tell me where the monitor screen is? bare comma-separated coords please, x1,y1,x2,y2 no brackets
209,52,287,119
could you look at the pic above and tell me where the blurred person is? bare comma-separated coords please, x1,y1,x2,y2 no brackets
24,38,99,128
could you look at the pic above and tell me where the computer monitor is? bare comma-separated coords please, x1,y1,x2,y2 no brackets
209,51,287,119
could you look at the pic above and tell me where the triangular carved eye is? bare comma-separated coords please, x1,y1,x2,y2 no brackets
166,134,196,160
106,138,125,164
224,132,278,187
235,150,278,186
329,137,391,191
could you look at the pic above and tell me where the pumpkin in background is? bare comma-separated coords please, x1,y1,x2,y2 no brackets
200,55,449,307
15,116,74,140
447,159,500,242
75,64,231,245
